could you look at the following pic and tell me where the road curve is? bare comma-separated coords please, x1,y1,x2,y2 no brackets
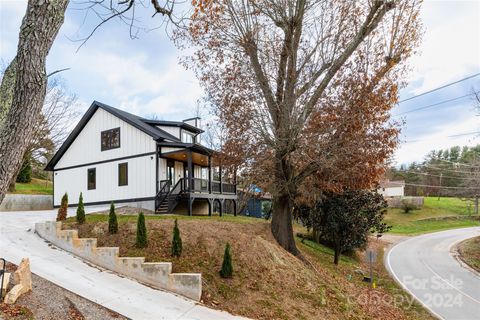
386,227,480,320
0,209,247,320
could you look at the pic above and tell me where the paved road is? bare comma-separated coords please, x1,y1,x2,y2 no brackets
0,209,247,320
386,227,480,320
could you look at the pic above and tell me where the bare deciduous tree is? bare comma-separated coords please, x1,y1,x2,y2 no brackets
183,0,423,255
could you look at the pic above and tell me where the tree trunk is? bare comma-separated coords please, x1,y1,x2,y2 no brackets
334,244,340,265
0,59,17,126
270,155,299,255
475,196,479,215
271,192,299,255
0,0,68,205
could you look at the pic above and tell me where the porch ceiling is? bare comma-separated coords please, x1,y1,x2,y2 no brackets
162,150,209,166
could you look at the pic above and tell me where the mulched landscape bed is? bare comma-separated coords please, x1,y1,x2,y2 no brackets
0,261,127,320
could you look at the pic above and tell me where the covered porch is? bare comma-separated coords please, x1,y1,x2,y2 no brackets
155,143,237,215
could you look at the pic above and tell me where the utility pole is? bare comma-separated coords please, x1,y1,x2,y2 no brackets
438,173,443,200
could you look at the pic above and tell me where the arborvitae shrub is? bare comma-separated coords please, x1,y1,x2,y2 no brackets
136,212,148,248
108,202,118,234
76,192,86,224
220,242,233,278
56,193,68,221
171,219,182,257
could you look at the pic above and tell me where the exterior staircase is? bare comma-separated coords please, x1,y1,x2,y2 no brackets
155,180,183,214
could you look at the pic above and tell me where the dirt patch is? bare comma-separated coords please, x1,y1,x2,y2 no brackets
91,206,154,215
63,216,434,320
0,261,126,320
456,236,480,273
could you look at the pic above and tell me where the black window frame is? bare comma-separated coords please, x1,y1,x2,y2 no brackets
101,127,121,151
118,162,128,186
87,168,96,190
180,129,195,144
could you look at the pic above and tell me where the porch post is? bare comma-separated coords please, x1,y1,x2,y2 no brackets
155,144,159,194
187,150,193,192
234,166,237,194
219,165,223,194
208,155,212,194
188,197,193,216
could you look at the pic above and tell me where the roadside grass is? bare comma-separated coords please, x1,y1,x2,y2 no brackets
10,178,53,195
63,212,434,320
385,197,480,235
457,236,480,272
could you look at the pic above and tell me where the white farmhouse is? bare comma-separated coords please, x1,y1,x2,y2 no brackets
46,101,237,215
377,180,405,197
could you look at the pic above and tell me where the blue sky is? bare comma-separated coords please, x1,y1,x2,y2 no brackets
1,0,479,165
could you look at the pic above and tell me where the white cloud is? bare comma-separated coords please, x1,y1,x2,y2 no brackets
0,0,27,60
405,0,480,94
395,112,479,164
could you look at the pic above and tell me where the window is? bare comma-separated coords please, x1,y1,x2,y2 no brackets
87,168,96,190
118,162,128,186
101,128,120,151
181,130,194,143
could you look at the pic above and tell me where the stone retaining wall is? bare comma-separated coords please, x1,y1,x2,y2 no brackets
386,196,424,208
35,221,201,301
0,194,53,211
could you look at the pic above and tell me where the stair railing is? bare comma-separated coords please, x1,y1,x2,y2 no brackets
155,180,171,211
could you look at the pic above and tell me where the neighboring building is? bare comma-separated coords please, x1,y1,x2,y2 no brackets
45,101,237,215
238,187,272,218
378,180,405,197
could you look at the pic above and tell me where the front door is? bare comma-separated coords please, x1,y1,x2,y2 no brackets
167,160,175,188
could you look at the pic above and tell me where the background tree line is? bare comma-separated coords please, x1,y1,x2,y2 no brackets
388,144,480,212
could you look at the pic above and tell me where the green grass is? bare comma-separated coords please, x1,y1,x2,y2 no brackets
385,197,480,235
10,178,53,195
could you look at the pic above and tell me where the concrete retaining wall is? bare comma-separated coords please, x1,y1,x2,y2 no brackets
35,221,201,301
0,194,53,211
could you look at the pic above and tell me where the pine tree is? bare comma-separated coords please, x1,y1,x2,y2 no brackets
56,192,68,221
136,212,148,248
76,192,86,224
16,156,32,183
108,202,118,234
220,243,233,278
171,219,182,257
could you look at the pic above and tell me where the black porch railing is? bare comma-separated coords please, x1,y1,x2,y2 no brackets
176,178,236,194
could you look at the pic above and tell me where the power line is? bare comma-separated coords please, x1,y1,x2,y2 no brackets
393,92,476,117
448,131,480,138
424,164,479,174
435,159,480,168
404,183,479,190
399,72,480,103
403,131,480,143
400,170,473,180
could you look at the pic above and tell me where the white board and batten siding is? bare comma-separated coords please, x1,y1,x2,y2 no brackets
157,126,180,139
54,108,157,208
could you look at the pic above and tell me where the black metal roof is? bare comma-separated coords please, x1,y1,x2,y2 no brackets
158,141,216,155
142,119,204,134
45,101,203,171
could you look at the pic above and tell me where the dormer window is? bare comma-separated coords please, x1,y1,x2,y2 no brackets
101,128,120,151
181,130,195,143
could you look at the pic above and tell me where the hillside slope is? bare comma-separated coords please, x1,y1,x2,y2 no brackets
64,214,433,320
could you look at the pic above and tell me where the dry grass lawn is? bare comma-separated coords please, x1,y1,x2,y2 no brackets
64,214,433,320
457,236,480,273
